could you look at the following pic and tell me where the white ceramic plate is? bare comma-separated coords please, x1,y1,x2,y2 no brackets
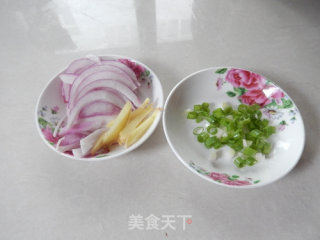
36,55,163,161
163,67,305,188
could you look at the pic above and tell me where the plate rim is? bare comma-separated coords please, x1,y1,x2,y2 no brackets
162,66,306,188
35,54,164,161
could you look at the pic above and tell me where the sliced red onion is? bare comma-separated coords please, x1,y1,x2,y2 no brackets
72,79,141,109
76,88,126,110
74,86,125,109
79,100,121,118
75,70,136,98
65,58,97,74
59,73,77,84
56,136,65,149
101,60,140,87
57,56,144,156
72,148,84,159
86,54,101,64
60,57,97,103
56,132,86,152
68,64,138,105
61,89,124,133
80,128,106,156
58,143,81,153
62,116,113,135
60,133,85,146
61,81,71,103
53,114,66,137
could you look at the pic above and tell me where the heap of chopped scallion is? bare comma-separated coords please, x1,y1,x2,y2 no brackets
187,102,276,168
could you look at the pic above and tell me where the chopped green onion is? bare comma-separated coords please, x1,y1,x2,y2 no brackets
187,102,276,168
202,102,209,110
193,127,204,135
196,116,203,123
263,126,276,138
212,108,224,118
221,136,229,144
194,104,202,111
243,147,257,156
187,111,197,119
256,110,262,119
251,104,260,111
250,129,262,138
222,102,233,115
205,136,218,149
207,125,217,134
197,132,209,143
213,141,222,149
238,104,248,113
244,156,257,166
261,119,269,127
232,130,242,140
262,142,271,155
234,157,245,168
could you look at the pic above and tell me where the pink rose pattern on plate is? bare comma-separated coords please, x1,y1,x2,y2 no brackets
215,68,297,131
118,58,146,79
189,162,260,186
226,69,265,90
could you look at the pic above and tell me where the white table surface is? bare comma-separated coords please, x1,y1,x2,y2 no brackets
1,0,320,239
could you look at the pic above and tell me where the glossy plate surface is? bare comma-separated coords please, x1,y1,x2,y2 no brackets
163,67,305,188
36,55,164,160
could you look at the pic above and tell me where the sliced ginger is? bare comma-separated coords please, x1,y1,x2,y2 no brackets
91,101,132,155
118,104,154,144
106,98,150,128
124,110,159,148
128,98,151,120
91,98,159,155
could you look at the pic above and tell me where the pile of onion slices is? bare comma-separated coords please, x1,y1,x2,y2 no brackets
53,56,147,157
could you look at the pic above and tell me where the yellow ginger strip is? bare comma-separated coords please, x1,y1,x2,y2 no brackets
124,110,159,148
91,102,132,155
106,98,150,128
118,104,154,144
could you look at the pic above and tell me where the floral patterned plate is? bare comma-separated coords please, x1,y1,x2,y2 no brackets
163,67,305,188
35,55,164,160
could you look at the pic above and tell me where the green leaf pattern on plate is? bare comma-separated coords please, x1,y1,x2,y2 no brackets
215,68,228,74
226,91,236,97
